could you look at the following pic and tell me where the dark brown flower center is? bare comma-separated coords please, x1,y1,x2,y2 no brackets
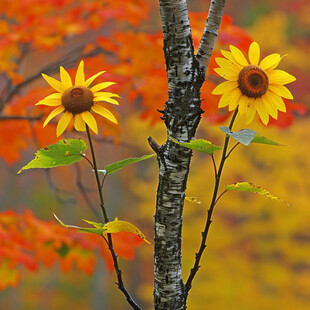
61,86,94,115
238,65,269,98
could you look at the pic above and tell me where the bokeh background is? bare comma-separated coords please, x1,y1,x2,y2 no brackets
0,0,309,309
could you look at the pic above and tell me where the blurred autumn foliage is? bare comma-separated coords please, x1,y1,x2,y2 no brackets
0,0,309,309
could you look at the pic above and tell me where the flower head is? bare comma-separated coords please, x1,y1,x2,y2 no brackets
212,42,296,125
36,60,119,136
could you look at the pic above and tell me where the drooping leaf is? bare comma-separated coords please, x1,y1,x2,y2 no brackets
18,139,87,174
251,133,285,146
169,136,221,155
104,154,156,175
225,182,289,205
54,214,150,244
103,218,151,244
220,126,256,146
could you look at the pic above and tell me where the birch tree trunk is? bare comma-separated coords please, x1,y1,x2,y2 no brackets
153,0,226,309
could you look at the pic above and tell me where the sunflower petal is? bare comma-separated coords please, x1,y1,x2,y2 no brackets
40,93,62,101
214,68,238,81
228,88,242,111
215,57,240,70
36,99,61,106
75,60,85,85
90,82,116,93
91,104,118,124
229,45,249,66
262,96,278,119
220,50,242,67
259,53,281,71
94,97,119,105
265,91,286,112
36,93,62,106
74,113,86,131
43,106,64,127
248,42,260,65
84,71,106,87
212,81,237,95
42,74,66,93
60,66,72,88
93,92,120,98
268,84,293,99
238,95,248,115
218,93,231,108
255,99,269,125
82,111,98,134
268,70,296,85
245,101,256,124
56,112,73,137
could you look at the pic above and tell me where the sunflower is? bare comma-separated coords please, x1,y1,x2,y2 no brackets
212,42,296,125
36,60,119,136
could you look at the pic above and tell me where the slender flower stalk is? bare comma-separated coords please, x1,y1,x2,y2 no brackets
85,125,141,310
185,108,239,296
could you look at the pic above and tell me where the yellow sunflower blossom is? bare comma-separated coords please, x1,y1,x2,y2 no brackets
36,60,119,136
212,42,296,125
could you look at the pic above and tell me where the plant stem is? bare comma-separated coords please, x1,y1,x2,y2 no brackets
86,126,109,223
85,126,141,310
184,108,238,296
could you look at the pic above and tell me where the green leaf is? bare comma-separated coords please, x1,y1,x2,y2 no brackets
18,139,87,174
169,136,221,155
220,126,256,146
225,182,289,205
104,154,156,175
251,133,285,146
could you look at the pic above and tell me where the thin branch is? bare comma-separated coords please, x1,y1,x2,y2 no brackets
210,154,217,178
213,189,227,206
74,163,102,220
226,142,240,159
0,115,43,121
0,45,113,111
196,0,226,70
81,154,94,170
184,108,238,296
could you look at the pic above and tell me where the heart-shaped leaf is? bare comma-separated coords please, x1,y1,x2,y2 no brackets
18,139,87,174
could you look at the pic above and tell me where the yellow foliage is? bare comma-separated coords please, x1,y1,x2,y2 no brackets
125,113,310,309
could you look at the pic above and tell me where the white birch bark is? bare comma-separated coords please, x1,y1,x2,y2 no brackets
154,0,226,309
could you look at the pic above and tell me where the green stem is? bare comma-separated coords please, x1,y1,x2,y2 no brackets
86,126,109,223
85,125,141,310
185,107,239,295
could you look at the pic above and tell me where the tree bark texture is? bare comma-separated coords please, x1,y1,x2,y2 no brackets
154,0,226,309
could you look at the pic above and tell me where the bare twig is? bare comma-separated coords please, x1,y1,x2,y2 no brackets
226,142,240,159
75,164,102,220
0,115,43,121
